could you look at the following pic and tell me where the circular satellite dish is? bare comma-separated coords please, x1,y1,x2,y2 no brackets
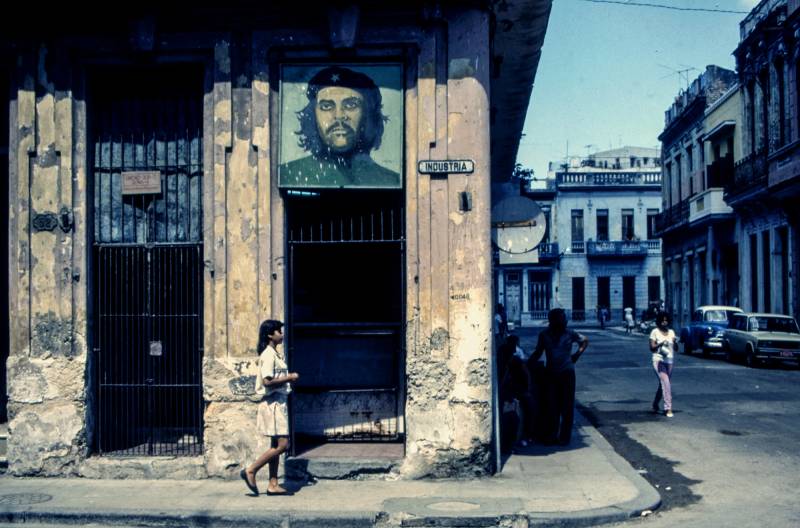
491,196,546,255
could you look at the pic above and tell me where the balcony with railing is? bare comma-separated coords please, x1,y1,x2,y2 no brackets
654,201,689,236
537,242,560,259
556,171,662,188
689,188,733,225
586,240,649,258
571,241,585,253
727,148,768,203
645,239,660,252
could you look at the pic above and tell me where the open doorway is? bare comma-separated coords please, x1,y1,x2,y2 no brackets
286,189,404,459
622,275,636,319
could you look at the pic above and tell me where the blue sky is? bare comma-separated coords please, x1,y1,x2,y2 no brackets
517,0,760,176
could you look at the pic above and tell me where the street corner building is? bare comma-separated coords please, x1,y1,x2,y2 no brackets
0,2,552,478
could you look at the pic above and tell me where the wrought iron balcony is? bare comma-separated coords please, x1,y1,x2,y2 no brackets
586,240,649,258
727,148,767,202
654,201,689,236
571,241,585,253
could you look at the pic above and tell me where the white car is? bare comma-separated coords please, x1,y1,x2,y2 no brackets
724,313,800,368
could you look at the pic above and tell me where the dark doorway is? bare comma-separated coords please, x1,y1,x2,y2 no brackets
750,234,758,312
622,276,636,316
687,254,695,314
723,244,739,307
571,277,585,321
89,65,205,456
762,230,771,312
597,276,610,311
648,276,661,305
779,227,789,314
505,271,522,325
287,190,404,452
528,271,551,318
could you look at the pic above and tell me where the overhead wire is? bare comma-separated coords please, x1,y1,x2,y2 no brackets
576,0,750,15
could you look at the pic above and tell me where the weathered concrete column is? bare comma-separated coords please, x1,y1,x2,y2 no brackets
401,9,493,478
201,35,278,477
7,46,89,475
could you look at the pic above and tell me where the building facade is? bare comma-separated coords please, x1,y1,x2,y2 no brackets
656,66,740,329
497,147,663,326
2,2,553,478
554,148,663,324
730,0,798,321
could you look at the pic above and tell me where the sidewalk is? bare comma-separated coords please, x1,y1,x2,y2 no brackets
0,412,660,528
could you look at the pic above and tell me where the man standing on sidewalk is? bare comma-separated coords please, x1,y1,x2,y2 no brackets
530,308,589,445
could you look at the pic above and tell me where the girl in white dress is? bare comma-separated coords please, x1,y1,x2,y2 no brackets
648,312,676,417
624,307,635,334
240,319,299,495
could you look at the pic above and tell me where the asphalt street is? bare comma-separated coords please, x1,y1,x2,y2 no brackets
541,327,800,528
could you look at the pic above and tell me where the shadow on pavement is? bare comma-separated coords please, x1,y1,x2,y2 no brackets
578,403,702,511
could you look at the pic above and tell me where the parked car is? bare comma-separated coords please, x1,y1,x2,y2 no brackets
680,305,742,356
724,312,800,368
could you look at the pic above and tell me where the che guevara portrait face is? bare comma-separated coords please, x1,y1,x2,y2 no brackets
314,85,365,153
279,64,403,189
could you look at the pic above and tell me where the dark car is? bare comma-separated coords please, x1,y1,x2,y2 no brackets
680,305,742,356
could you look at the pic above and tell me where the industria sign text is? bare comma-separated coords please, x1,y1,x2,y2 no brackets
418,160,475,174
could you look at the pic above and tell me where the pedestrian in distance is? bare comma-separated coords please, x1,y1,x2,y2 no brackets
649,312,677,417
241,319,299,496
530,308,589,446
599,306,609,330
624,306,634,335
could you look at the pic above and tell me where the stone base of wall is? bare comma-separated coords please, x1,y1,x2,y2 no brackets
7,400,87,477
80,456,208,480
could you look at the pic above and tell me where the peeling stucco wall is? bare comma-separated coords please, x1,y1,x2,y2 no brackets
7,6,495,479
7,46,89,476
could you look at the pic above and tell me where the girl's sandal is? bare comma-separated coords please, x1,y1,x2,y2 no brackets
266,485,292,496
240,468,259,495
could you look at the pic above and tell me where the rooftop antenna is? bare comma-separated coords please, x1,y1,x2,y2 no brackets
658,64,698,91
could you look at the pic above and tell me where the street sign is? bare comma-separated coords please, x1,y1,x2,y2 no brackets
418,159,475,174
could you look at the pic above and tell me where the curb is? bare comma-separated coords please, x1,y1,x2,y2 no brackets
0,415,660,528
0,509,379,528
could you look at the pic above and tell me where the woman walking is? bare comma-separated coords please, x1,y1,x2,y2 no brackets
624,306,634,335
241,319,299,495
649,312,676,417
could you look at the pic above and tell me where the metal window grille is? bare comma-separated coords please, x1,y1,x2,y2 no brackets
287,192,404,443
90,66,204,456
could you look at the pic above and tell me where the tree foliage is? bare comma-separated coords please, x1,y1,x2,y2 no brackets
512,163,534,182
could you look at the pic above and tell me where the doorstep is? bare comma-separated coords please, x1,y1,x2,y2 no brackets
287,442,403,480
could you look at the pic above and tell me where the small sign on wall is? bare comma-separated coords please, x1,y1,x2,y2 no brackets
122,171,162,195
418,159,475,174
